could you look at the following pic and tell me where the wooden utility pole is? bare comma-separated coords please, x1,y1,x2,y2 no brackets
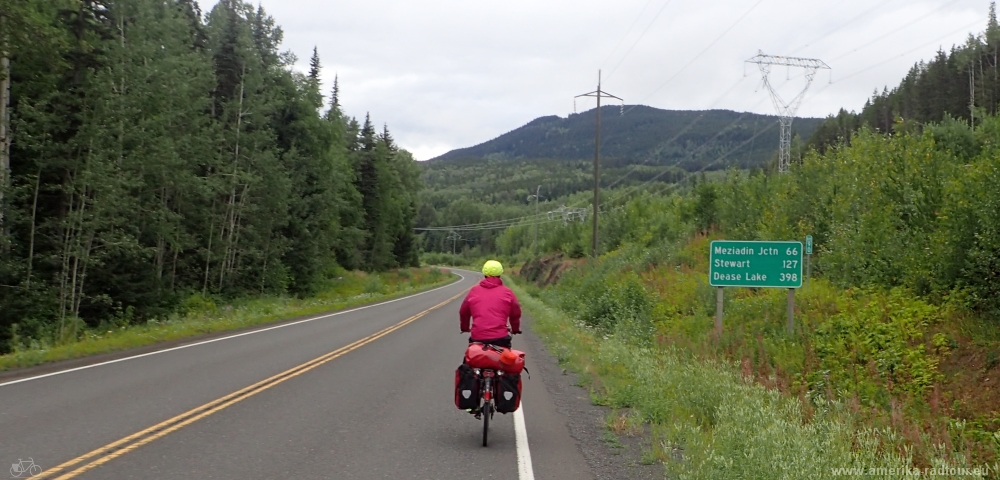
527,185,543,256
446,230,462,255
575,71,622,258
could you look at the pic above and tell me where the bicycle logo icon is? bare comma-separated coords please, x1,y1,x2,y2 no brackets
10,458,41,478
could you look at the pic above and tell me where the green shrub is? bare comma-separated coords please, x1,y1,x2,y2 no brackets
811,288,942,403
555,264,654,344
180,294,218,316
363,276,385,294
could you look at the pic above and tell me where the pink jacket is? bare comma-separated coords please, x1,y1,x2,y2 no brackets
459,277,522,340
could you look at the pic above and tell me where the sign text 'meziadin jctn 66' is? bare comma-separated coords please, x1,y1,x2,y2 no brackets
709,240,803,288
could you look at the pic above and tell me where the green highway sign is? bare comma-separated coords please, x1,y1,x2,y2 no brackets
709,240,803,288
805,235,813,255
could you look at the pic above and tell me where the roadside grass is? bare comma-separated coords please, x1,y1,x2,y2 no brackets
508,279,989,479
519,232,1000,470
641,248,1000,468
1,268,455,371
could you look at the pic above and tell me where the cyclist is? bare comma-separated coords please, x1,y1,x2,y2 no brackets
459,260,521,348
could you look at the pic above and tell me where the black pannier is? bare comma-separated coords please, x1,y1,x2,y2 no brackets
494,373,521,413
455,364,480,410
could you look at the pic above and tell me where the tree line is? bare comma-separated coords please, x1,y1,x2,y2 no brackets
498,115,1000,321
810,3,1000,152
434,106,822,170
0,0,420,352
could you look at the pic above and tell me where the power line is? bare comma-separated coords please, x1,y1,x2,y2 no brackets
418,211,551,229
600,0,657,71
419,4,982,240
565,75,749,208
571,0,768,196
788,0,897,55
416,214,575,232
806,17,983,101
610,120,779,210
575,91,771,211
602,100,772,208
605,0,675,82
415,199,585,232
416,218,548,232
415,218,542,232
622,0,765,117
596,5,983,220
598,76,748,192
830,0,965,62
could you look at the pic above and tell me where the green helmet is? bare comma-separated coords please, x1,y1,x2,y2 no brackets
482,260,504,277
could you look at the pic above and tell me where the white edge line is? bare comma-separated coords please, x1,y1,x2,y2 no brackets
514,404,536,480
0,272,467,388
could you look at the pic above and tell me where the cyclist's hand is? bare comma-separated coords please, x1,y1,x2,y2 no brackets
511,330,522,335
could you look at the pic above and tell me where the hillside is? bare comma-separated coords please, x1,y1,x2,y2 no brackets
431,106,823,170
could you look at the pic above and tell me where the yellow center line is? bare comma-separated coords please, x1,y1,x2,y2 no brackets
35,289,469,480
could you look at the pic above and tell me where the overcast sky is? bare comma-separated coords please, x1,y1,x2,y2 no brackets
208,0,987,160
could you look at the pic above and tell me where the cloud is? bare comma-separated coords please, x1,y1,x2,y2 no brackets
207,0,987,160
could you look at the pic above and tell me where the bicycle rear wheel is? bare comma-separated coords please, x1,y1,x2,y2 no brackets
482,377,492,447
482,401,490,447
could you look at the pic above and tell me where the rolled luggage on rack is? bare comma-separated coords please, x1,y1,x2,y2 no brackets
463,343,525,374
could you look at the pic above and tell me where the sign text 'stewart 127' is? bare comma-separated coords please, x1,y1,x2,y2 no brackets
709,240,803,288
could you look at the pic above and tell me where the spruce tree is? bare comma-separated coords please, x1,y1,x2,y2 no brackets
331,74,340,108
308,46,321,80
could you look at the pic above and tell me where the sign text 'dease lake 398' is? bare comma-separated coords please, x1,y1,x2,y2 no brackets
709,240,803,288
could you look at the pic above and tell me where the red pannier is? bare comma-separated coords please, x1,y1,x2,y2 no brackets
464,343,526,374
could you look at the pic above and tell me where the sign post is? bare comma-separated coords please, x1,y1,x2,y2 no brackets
805,235,813,288
715,287,723,336
709,240,803,335
787,288,795,333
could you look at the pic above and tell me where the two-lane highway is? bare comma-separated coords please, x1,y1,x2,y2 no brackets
2,270,592,479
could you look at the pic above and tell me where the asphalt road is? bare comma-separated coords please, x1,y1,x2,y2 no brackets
1,270,593,479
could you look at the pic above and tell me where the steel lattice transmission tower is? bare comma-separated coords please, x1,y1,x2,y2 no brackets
745,51,829,173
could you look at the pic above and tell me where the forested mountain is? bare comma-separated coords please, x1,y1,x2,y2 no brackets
431,106,823,170
0,0,419,351
810,4,1000,151
418,107,822,257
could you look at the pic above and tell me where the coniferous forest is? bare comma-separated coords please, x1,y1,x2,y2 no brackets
0,0,420,352
809,4,1000,151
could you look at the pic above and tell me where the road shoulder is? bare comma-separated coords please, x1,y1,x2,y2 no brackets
520,314,663,480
